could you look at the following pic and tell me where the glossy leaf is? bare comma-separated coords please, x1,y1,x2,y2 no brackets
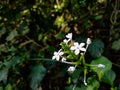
101,70,116,86
88,39,104,58
71,68,82,83
90,56,112,80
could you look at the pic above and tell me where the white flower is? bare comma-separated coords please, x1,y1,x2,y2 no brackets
86,38,91,45
66,33,72,40
67,66,76,73
61,57,67,62
52,49,64,61
63,39,69,44
97,64,105,68
86,38,91,49
70,42,86,55
63,33,73,44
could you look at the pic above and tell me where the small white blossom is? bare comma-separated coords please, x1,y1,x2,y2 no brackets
61,57,67,62
66,33,72,40
52,49,64,61
70,42,86,55
63,39,69,44
63,33,73,44
86,38,91,45
97,64,105,68
86,38,91,49
67,66,76,73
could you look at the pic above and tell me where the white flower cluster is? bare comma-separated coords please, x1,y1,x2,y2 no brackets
52,33,106,86
52,33,92,72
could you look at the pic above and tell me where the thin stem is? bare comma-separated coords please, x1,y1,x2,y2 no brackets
84,66,87,86
30,58,78,65
72,84,76,90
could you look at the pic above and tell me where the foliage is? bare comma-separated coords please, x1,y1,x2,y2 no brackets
0,0,120,90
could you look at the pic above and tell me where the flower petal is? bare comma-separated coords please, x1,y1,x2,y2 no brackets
79,43,85,47
52,56,56,60
56,56,60,61
80,47,86,52
59,51,64,56
66,33,72,39
61,57,66,62
98,64,105,68
67,66,75,73
86,38,91,45
74,42,79,46
54,52,57,55
75,49,80,55
70,46,76,50
63,39,69,44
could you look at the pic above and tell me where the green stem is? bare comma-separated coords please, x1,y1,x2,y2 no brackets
72,84,76,90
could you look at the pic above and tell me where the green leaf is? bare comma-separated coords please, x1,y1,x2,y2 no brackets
54,16,64,27
29,64,46,90
38,34,43,41
65,85,86,90
75,86,87,90
90,56,112,80
6,30,18,41
101,70,116,86
4,56,21,69
87,85,93,90
71,68,82,83
87,77,100,90
18,21,29,35
117,83,120,90
0,44,7,54
0,27,6,38
88,39,104,58
0,67,9,84
95,15,103,20
65,85,73,90
0,86,3,90
112,39,120,50
5,84,12,90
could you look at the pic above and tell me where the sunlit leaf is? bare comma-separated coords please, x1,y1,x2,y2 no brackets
5,84,12,90
54,16,64,28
